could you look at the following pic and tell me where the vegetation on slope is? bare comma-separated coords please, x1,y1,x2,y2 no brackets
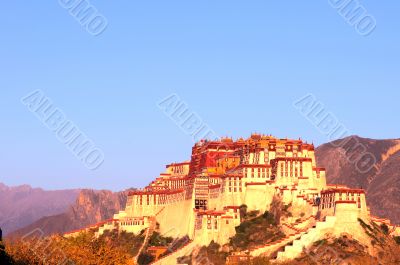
139,233,190,265
5,229,144,265
148,231,174,247
230,198,290,251
357,218,400,263
275,234,400,265
278,219,400,265
230,210,284,251
5,224,191,265
178,241,228,265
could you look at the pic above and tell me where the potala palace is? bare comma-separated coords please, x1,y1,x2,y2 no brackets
65,134,400,264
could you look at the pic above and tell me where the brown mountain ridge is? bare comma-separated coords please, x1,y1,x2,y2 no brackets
7,189,129,239
0,183,79,235
316,135,400,224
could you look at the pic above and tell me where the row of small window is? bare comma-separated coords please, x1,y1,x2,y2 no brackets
138,196,183,205
168,180,185,186
320,203,334,209
248,168,269,178
252,154,260,164
338,193,361,197
279,164,302,177
207,219,218,229
228,181,242,186
322,193,361,201
280,165,301,171
121,221,145,226
280,171,301,177
172,166,186,174
320,202,362,209
206,219,233,228
250,173,268,178
249,168,269,172
280,161,303,168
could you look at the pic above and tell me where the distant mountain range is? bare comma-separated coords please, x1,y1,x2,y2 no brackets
7,189,129,239
0,183,79,235
316,135,400,224
3,135,400,239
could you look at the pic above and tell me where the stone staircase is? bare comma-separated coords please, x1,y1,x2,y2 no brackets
250,232,304,257
281,215,316,235
272,216,337,262
133,207,165,264
291,216,316,231
133,217,157,264
250,216,316,257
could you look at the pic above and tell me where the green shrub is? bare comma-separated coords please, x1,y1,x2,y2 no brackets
148,231,173,247
380,224,389,235
230,211,284,250
138,252,154,265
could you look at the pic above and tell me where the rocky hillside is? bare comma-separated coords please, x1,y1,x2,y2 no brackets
316,136,400,224
7,189,129,239
0,183,79,235
281,233,400,265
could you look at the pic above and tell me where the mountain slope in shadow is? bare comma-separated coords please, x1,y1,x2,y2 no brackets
7,189,130,239
0,183,79,235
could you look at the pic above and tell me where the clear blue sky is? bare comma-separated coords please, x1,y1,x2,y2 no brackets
0,1,399,191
